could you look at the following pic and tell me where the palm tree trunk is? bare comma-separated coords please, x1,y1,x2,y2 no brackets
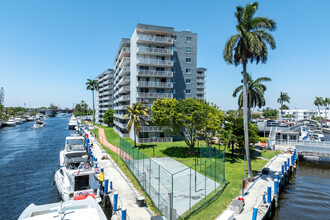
281,103,283,120
318,106,321,124
324,106,327,125
92,90,95,126
243,61,253,181
248,108,251,121
133,122,136,147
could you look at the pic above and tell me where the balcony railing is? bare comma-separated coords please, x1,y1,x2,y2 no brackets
137,35,173,44
114,105,128,110
138,137,173,143
137,92,173,99
197,79,206,83
137,70,173,77
114,114,126,119
197,84,205,88
137,81,173,88
137,58,173,66
139,126,165,132
116,95,130,103
137,46,173,55
114,120,127,129
117,57,130,69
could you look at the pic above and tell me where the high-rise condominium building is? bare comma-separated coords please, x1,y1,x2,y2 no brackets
95,69,114,124
96,24,206,143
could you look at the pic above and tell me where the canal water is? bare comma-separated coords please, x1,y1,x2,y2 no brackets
0,116,74,219
272,135,330,220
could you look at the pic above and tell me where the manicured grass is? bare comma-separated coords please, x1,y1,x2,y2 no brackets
90,128,161,216
94,126,280,219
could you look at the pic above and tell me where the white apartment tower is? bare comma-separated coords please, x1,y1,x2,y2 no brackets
97,24,206,143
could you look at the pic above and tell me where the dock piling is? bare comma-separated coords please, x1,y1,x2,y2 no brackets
252,206,258,220
121,207,127,220
113,192,118,212
267,186,271,204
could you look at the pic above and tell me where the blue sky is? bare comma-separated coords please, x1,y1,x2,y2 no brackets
1,0,329,110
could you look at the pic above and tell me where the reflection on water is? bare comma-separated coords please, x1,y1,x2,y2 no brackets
272,161,330,220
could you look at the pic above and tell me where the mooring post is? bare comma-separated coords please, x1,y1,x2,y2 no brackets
110,181,113,190
263,191,266,204
113,192,118,212
284,161,287,171
274,179,279,196
100,168,104,181
121,207,127,220
104,179,109,195
267,186,272,204
252,206,258,220
275,172,279,181
287,158,290,167
281,164,285,177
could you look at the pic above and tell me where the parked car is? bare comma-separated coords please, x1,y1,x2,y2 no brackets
266,120,279,127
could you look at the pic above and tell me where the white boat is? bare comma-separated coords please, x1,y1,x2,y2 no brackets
54,162,101,203
60,135,87,166
22,118,27,122
18,195,107,220
15,117,23,125
5,117,16,126
27,116,35,121
33,120,44,128
68,116,78,130
310,130,325,141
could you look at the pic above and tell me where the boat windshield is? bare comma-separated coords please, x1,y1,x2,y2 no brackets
75,175,90,191
66,139,84,146
313,131,322,134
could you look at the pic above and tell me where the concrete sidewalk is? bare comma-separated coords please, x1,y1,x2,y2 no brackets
217,153,291,220
86,129,152,220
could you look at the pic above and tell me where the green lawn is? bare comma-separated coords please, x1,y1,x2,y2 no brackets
93,125,280,219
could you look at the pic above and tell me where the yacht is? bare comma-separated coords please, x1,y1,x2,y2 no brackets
5,117,16,126
33,119,44,128
60,135,87,166
68,116,78,130
310,130,325,141
54,162,101,203
18,195,107,220
15,117,23,125
27,116,35,121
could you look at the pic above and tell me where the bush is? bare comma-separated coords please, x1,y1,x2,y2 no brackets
259,137,269,142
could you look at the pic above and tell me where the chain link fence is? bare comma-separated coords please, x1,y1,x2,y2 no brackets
119,138,225,218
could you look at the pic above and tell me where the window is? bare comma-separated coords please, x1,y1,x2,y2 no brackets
171,35,177,40
186,79,191,84
186,89,191,94
186,58,191,63
186,36,192,42
186,68,191,73
186,47,192,53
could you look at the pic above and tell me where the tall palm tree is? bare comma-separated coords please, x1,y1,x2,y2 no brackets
124,103,149,147
277,92,290,119
314,97,324,123
233,72,271,119
86,79,99,126
224,1,276,181
323,97,330,122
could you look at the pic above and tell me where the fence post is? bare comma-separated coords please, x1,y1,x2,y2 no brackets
171,174,174,210
149,158,151,195
168,193,172,220
158,165,160,209
189,168,192,210
204,160,207,200
214,158,216,191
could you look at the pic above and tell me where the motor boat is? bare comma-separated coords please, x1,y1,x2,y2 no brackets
15,117,23,125
60,135,87,166
54,162,101,203
18,195,107,220
5,117,16,126
33,119,44,128
27,116,35,121
310,130,325,141
68,116,78,130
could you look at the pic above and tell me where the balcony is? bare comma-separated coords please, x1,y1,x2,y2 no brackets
118,57,130,69
118,86,130,94
137,81,173,88
137,35,173,45
114,114,126,119
137,70,173,78
139,126,165,132
137,92,173,99
196,90,206,94
197,84,205,88
116,67,130,79
137,46,173,56
138,137,173,143
137,58,173,67
114,126,130,138
197,79,206,83
114,120,127,129
114,105,128,111
118,76,130,86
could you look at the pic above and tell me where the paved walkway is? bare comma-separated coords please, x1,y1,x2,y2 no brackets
84,127,152,220
217,153,290,220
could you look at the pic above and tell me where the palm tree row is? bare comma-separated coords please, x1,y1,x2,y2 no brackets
224,1,276,181
86,79,99,126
